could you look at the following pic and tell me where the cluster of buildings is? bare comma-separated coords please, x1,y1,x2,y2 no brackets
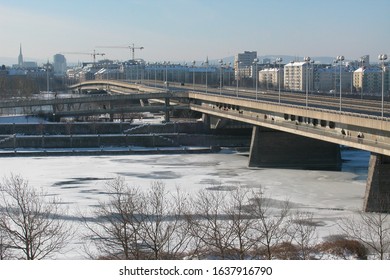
66,58,235,87
235,51,389,95
1,45,388,96
1,45,68,80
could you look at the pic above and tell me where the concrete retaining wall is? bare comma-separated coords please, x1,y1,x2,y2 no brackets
0,122,206,136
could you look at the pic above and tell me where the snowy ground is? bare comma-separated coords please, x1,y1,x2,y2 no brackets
0,148,370,259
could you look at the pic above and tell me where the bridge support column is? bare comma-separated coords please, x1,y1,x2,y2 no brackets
248,126,341,170
164,98,170,122
202,114,211,129
364,154,390,212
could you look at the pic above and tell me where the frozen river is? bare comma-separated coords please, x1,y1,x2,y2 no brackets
0,148,370,259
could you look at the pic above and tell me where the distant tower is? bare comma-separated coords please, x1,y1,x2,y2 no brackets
18,43,24,67
53,54,67,75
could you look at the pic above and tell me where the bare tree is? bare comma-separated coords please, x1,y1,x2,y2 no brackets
0,228,13,260
289,211,318,259
85,179,190,260
188,189,235,259
225,187,256,259
338,210,390,260
82,177,144,259
137,182,191,259
0,174,72,260
249,191,291,260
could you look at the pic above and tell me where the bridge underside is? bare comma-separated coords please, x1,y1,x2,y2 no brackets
249,126,342,171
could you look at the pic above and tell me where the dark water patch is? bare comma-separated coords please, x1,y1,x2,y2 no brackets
206,170,239,178
111,156,222,168
116,171,180,180
314,207,345,211
199,179,222,186
60,186,83,190
206,185,238,191
79,189,112,195
110,158,148,164
226,180,244,185
52,177,112,187
248,197,302,209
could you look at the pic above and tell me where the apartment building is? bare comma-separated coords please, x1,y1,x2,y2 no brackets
234,51,257,80
353,66,389,95
259,68,284,89
283,61,313,92
314,66,353,93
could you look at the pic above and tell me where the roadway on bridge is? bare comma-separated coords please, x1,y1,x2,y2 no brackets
159,81,390,118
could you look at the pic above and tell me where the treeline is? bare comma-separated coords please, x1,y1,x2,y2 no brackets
0,76,67,98
0,76,39,97
82,177,390,260
0,175,389,260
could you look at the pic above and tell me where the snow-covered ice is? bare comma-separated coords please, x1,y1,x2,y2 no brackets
0,148,370,259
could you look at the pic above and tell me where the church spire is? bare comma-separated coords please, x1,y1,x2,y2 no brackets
18,43,23,67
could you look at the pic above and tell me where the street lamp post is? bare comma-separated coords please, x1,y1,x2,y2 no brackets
253,58,259,100
192,60,196,91
219,59,223,95
204,57,209,94
379,54,388,118
359,58,365,99
276,57,283,103
304,57,311,107
236,60,240,97
336,55,344,111
164,61,169,88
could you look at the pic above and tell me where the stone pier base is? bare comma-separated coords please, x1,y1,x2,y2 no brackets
248,126,341,170
364,153,390,212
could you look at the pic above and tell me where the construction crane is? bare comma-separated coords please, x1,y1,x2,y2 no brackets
96,44,144,60
62,50,105,64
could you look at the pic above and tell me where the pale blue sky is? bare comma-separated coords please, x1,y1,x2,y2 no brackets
1,0,389,63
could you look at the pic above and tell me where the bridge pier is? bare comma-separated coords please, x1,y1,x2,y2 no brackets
248,126,341,170
165,98,170,122
364,154,390,212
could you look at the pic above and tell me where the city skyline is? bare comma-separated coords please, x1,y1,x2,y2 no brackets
1,0,389,64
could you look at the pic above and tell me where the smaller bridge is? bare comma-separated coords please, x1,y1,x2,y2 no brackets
0,90,188,121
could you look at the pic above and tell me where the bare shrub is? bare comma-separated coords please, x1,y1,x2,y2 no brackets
317,238,368,260
269,241,300,260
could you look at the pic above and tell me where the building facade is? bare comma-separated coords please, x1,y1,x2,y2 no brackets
314,66,353,93
259,68,284,89
53,54,67,76
283,61,313,92
353,66,389,95
234,51,257,80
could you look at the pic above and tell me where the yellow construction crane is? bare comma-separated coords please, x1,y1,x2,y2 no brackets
97,44,144,60
62,50,105,64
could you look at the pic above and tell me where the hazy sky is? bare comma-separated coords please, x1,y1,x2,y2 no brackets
1,0,389,64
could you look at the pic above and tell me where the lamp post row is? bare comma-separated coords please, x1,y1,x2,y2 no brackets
158,54,387,118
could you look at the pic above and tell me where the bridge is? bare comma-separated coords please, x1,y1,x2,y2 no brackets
0,86,188,121
1,79,390,212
